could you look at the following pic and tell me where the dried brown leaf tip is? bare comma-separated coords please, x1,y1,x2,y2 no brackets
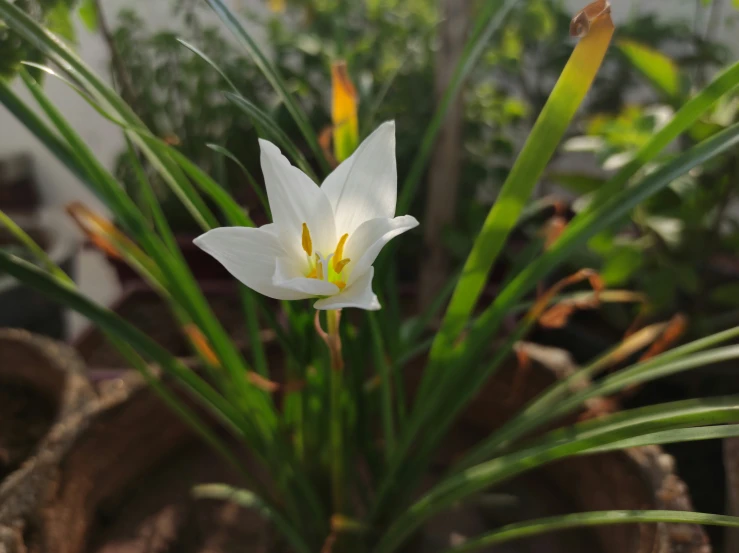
184,323,220,366
570,0,612,38
530,268,604,329
66,201,129,259
639,314,688,362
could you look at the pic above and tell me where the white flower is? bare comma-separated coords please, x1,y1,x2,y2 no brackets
194,121,419,311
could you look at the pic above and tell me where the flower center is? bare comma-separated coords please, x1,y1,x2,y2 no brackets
302,223,351,290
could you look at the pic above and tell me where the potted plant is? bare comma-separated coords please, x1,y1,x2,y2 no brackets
2,0,739,551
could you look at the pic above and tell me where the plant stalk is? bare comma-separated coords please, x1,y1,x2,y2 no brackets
326,309,345,514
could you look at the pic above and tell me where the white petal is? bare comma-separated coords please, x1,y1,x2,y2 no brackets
193,227,310,300
259,139,336,255
273,257,339,297
344,215,419,285
321,121,397,235
314,267,380,311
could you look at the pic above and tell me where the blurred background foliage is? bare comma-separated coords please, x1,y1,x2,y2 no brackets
2,0,738,337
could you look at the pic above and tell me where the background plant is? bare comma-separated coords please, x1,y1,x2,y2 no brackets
553,38,739,344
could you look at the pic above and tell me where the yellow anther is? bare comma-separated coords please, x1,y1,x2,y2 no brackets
335,281,347,290
333,233,349,270
301,223,313,256
307,267,318,279
334,258,351,274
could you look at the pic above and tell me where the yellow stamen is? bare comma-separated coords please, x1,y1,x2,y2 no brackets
335,281,346,290
307,267,318,279
333,233,349,270
334,258,351,274
315,253,323,280
302,223,313,256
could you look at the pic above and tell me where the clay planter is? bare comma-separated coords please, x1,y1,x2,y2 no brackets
0,321,710,553
0,329,95,551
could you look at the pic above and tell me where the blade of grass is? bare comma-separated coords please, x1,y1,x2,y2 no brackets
109,335,255,484
584,58,739,211
205,0,330,175
224,92,317,180
0,250,260,444
582,425,739,454
19,67,274,431
146,136,253,227
423,8,615,397
0,9,326,527
176,38,239,92
374,396,739,553
444,122,739,434
239,285,269,377
0,1,220,232
21,63,221,233
371,9,617,519
206,143,270,218
428,59,739,398
459,342,739,468
0,209,74,285
193,484,311,553
442,511,739,553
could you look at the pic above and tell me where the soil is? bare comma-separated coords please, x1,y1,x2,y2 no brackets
0,380,55,481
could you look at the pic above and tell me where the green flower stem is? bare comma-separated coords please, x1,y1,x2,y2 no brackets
326,309,345,514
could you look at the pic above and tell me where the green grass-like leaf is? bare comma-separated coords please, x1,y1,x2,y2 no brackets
375,395,739,553
205,0,330,175
442,511,739,553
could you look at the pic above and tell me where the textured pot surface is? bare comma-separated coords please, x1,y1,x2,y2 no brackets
0,334,710,553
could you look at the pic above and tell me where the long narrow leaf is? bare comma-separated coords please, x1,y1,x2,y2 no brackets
425,8,615,389
206,143,270,218
460,342,739,468
0,2,219,231
193,484,311,553
225,92,317,180
584,58,739,211
453,122,739,413
205,0,329,174
582,425,739,454
0,250,259,444
371,9,618,520
375,396,739,553
0,209,73,285
177,38,239,92
442,511,739,553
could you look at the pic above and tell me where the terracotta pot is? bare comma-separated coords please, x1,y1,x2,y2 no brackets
0,329,95,552
0,327,710,553
455,342,709,553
